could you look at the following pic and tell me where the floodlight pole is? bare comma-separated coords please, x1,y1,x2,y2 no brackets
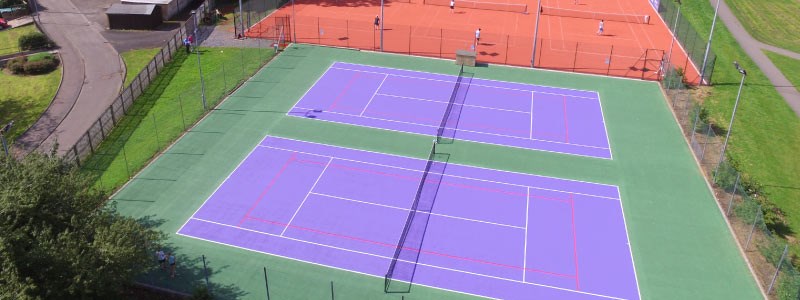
239,0,245,38
715,61,746,175
530,0,541,67
700,0,722,84
380,0,384,52
665,1,681,67
192,11,208,110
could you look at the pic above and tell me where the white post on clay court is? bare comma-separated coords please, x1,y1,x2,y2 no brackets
530,0,542,67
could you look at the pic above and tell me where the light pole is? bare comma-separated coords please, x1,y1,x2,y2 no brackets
530,0,542,67
715,61,747,176
238,0,245,38
700,0,722,84
191,11,208,110
665,0,681,68
0,120,14,157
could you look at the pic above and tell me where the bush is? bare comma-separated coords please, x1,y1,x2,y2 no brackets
23,57,59,74
18,32,51,51
6,56,26,74
0,0,24,7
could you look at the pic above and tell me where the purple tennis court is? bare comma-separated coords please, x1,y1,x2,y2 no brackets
178,136,638,300
287,62,612,159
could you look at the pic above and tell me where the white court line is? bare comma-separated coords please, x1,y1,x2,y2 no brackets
269,136,622,189
331,66,598,100
294,106,610,151
523,187,530,283
258,144,621,201
333,61,600,95
617,192,643,299
360,74,388,117
376,93,531,114
186,217,627,300
281,157,332,236
529,91,535,140
597,92,614,159
311,192,525,230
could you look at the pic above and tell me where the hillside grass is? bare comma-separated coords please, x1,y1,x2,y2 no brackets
0,65,61,141
726,0,800,53
121,48,161,87
763,50,800,93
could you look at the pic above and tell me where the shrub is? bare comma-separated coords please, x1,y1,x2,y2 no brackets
23,57,59,74
6,56,26,74
0,0,24,7
18,32,51,51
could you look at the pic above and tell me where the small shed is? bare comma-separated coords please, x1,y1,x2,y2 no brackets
106,4,162,30
121,0,189,20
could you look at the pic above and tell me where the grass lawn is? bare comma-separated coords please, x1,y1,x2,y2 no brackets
0,66,61,141
681,0,800,249
726,0,800,53
121,48,161,87
81,46,275,192
764,50,800,93
0,24,39,56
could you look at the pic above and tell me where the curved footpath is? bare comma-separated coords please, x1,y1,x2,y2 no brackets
15,0,124,156
714,0,800,117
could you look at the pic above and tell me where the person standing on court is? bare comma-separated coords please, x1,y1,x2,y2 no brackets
374,15,380,30
167,252,177,278
183,37,191,54
474,28,481,48
450,0,455,13
597,20,604,35
156,249,166,270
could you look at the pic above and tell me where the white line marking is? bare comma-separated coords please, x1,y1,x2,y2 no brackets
184,217,627,300
281,157,332,236
376,93,531,114
265,135,622,191
331,66,598,100
617,192,643,299
523,187,530,283
596,92,614,159
258,144,620,201
294,106,610,150
530,91,535,140
360,74,388,116
311,192,526,229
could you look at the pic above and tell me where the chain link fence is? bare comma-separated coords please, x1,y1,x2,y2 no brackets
656,0,716,85
662,62,800,299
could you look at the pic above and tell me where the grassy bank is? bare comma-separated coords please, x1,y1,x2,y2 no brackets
725,0,800,53
680,0,800,243
0,66,61,140
0,24,39,56
121,48,161,87
81,46,275,192
763,50,800,93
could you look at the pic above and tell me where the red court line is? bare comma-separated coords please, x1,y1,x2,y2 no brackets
294,158,573,204
238,153,297,225
563,96,570,144
241,215,576,279
570,193,581,290
327,73,361,110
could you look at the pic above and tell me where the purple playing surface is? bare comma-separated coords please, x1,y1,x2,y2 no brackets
287,62,612,159
177,136,639,299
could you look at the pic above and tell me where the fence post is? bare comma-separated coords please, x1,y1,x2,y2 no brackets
642,49,649,80
317,17,321,44
607,45,613,75
408,25,412,55
122,141,131,178
439,28,443,58
221,63,228,92
330,281,334,300
699,124,711,162
726,173,740,216
504,35,509,65
572,42,578,71
744,204,761,251
152,113,161,151
98,115,106,140
72,146,81,166
202,255,211,294
177,94,187,130
767,244,789,294
346,20,350,48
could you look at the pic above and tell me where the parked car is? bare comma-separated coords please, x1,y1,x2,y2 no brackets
0,18,10,29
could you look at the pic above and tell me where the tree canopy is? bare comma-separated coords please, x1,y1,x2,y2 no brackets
0,152,164,299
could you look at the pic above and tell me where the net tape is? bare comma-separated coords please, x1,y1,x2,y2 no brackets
541,6,650,24
423,0,528,13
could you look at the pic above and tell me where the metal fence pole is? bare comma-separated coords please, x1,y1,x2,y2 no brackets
726,173,740,216
607,45,613,75
767,244,789,294
202,255,211,294
178,94,187,130
122,141,131,178
264,267,271,300
152,113,161,150
744,204,761,251
330,281,335,300
572,42,578,71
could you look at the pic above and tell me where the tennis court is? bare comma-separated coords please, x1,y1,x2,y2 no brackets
288,62,612,159
177,136,638,300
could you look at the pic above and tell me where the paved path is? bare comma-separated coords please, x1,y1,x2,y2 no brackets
15,0,124,156
714,0,800,117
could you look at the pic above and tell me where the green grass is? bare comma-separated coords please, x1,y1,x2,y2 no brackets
81,46,275,192
0,24,39,56
109,45,761,299
26,52,54,62
121,48,161,87
764,50,800,92
680,0,800,247
726,0,800,53
0,65,61,140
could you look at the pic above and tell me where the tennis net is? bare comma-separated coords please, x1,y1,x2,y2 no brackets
540,6,650,24
423,0,528,13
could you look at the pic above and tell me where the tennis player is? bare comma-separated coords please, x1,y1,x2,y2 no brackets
597,20,604,35
475,28,481,44
450,0,455,13
374,15,380,30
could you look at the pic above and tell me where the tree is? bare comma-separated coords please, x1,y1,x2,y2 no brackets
0,152,165,299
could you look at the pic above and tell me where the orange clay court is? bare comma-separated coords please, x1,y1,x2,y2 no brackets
248,0,701,83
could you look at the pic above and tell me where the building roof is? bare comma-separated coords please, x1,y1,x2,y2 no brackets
120,0,172,5
106,3,157,15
